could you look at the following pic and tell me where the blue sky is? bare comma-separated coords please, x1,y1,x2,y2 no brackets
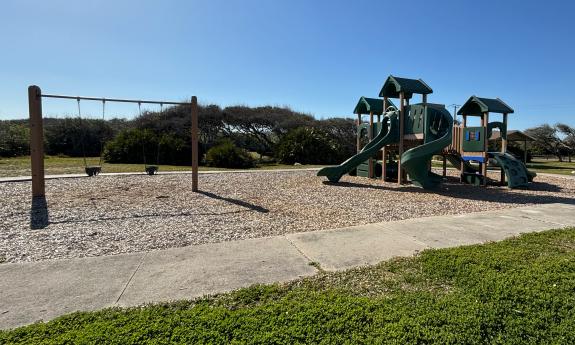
1,0,574,129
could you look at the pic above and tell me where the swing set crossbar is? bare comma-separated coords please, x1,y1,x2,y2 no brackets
41,93,190,106
29,85,199,197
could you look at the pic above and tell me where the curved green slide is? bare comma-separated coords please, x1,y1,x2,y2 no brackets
401,107,453,189
317,112,399,182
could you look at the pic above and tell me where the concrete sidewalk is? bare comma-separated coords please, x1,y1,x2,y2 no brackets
2,203,575,330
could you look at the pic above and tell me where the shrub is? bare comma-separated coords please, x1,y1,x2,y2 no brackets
205,140,255,168
103,129,201,166
44,118,114,157
275,127,342,165
0,122,29,157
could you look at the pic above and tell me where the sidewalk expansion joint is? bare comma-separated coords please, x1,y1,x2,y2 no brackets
115,252,147,305
282,236,317,269
521,215,570,228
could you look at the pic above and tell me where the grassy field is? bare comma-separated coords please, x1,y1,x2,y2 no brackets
526,159,575,176
0,156,324,178
1,156,574,178
432,157,575,176
2,228,574,344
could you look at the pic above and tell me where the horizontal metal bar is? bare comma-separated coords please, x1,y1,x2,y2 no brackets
40,93,191,105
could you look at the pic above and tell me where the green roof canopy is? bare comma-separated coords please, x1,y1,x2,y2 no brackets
353,96,396,115
458,96,514,115
378,75,433,99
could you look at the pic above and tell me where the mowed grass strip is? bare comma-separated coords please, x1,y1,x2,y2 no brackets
526,159,575,176
2,228,574,344
431,157,575,176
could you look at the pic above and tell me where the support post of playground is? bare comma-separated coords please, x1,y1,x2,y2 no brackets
356,113,361,153
460,114,466,182
368,111,374,178
398,92,405,185
500,112,508,184
382,97,389,181
482,112,489,186
29,85,45,198
191,96,199,192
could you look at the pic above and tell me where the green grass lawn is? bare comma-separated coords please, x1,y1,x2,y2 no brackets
431,158,575,176
2,228,574,344
0,156,324,178
526,159,575,176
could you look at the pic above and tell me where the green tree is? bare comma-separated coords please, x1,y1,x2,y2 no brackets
556,123,575,162
275,127,343,165
524,124,565,161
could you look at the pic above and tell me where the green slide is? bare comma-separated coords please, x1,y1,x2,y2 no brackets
401,106,453,189
489,152,536,188
317,111,399,182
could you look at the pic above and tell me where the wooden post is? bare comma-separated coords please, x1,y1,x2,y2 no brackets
460,114,466,182
442,155,447,177
398,92,405,184
499,113,507,184
29,85,45,198
356,113,361,153
524,139,528,163
382,97,388,181
382,146,387,181
482,112,489,185
501,113,508,153
368,111,374,178
191,96,199,192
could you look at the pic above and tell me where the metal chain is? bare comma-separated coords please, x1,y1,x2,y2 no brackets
139,102,147,168
77,98,88,168
98,99,106,167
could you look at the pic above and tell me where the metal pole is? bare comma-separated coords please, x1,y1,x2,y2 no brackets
191,96,199,192
450,104,460,124
41,94,189,105
29,85,45,197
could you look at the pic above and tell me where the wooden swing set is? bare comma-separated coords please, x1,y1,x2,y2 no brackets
28,85,199,197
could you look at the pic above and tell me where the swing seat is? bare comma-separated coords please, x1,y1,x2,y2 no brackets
85,166,102,177
145,165,158,175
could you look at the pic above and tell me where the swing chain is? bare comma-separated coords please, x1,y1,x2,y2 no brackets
98,99,106,167
76,98,89,169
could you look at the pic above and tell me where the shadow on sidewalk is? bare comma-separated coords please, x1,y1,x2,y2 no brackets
30,196,49,229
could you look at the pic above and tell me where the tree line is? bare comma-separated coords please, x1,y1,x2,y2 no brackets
0,104,357,167
524,123,575,162
2,107,574,165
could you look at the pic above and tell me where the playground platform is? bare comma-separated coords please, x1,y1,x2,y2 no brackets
1,202,575,330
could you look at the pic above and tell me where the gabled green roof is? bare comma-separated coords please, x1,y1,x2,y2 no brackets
378,75,433,99
353,96,396,115
458,96,514,115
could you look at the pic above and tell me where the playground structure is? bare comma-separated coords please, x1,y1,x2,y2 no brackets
317,75,535,189
27,85,200,197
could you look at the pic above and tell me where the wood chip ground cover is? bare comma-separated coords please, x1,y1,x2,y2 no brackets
1,170,574,263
